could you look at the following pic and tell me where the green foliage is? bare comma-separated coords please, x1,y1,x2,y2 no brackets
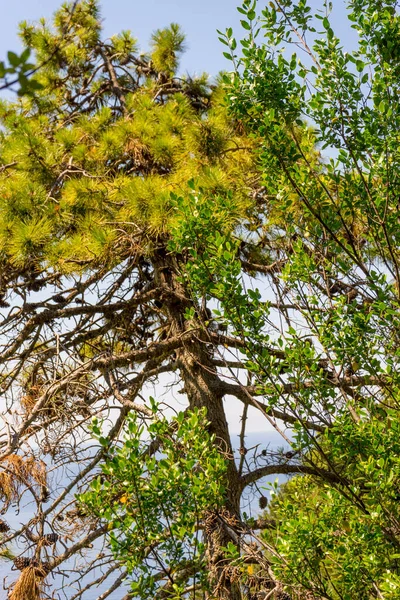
263,409,400,598
150,23,186,76
12,0,400,598
0,48,43,96
80,406,226,599
0,1,255,276
0,6,260,597
165,0,400,597
169,187,272,366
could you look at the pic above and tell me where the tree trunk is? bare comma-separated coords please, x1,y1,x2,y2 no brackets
153,248,242,599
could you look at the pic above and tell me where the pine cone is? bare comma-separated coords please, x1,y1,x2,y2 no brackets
35,562,51,577
285,450,296,459
277,592,292,600
0,519,10,532
40,486,50,502
42,533,59,546
259,495,268,510
27,281,42,292
13,557,31,570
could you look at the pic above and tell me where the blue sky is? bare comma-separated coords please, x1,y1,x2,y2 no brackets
0,0,244,79
1,0,355,79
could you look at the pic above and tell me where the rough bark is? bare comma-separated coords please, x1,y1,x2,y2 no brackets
153,247,242,599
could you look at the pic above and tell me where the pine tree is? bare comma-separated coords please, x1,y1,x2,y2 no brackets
0,2,279,599
2,3,368,599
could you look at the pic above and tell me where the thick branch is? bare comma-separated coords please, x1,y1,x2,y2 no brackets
241,258,287,274
240,463,342,490
222,381,326,432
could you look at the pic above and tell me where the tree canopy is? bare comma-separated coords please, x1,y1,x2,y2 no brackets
0,2,261,598
2,0,400,599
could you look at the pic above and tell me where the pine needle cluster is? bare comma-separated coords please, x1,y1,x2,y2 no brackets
0,0,256,279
